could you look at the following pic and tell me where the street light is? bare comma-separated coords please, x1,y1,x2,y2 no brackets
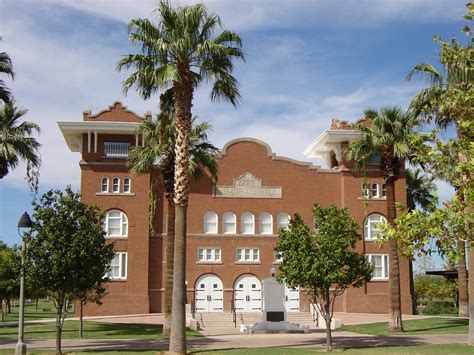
16,212,32,355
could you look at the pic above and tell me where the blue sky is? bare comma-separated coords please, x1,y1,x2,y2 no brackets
0,0,466,267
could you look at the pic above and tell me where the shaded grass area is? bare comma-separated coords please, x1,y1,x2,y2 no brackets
0,320,202,340
0,344,472,354
1,300,72,322
339,317,468,336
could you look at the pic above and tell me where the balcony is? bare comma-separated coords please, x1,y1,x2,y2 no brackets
104,142,129,158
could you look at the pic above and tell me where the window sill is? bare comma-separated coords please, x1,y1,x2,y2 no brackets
196,261,223,265
108,278,127,282
105,236,128,239
96,192,135,196
370,278,389,282
235,261,261,265
357,197,386,201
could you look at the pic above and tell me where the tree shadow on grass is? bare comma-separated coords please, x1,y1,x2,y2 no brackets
405,319,468,333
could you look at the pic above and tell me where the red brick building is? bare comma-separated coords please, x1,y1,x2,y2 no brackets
58,102,413,316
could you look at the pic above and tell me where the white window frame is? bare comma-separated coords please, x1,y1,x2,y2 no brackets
366,254,389,280
371,183,379,198
106,252,127,280
364,214,387,240
223,212,236,234
240,212,255,235
104,210,128,237
362,183,370,198
203,212,218,234
236,248,260,262
274,251,283,263
277,213,291,231
259,212,273,235
100,177,109,193
197,248,221,262
112,177,120,193
123,177,131,193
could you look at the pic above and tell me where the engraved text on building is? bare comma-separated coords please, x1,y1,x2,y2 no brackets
213,172,282,198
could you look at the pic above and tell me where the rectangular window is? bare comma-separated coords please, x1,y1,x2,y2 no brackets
104,142,130,157
366,254,389,280
197,248,221,262
106,252,127,280
236,248,260,262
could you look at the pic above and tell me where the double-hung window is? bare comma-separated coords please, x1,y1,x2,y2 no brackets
106,252,127,280
366,254,388,280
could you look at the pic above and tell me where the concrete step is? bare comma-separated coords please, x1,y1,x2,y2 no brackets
194,312,319,330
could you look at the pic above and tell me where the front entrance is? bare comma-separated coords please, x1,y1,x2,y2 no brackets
234,274,262,312
195,274,223,312
284,284,300,312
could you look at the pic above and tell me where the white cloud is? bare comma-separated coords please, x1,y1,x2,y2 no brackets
33,0,465,30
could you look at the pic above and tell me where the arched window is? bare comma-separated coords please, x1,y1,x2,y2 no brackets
203,212,218,234
112,177,120,193
371,183,379,198
241,213,255,235
123,177,131,193
104,210,128,237
362,183,370,198
364,214,387,240
100,177,109,193
277,213,291,230
259,213,273,235
382,183,387,197
223,212,236,234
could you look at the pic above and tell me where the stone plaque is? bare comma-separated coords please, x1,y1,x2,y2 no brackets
213,172,282,199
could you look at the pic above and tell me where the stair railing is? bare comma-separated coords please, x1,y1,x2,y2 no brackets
310,300,320,327
231,291,237,328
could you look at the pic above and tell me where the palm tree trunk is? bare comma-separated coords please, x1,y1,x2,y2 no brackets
386,179,403,332
458,239,469,317
169,64,193,355
468,245,474,345
163,197,175,336
454,126,469,318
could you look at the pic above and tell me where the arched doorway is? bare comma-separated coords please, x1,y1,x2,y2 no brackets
194,274,223,312
234,274,262,312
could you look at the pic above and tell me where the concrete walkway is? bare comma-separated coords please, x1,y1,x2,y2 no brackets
0,312,469,352
0,332,468,352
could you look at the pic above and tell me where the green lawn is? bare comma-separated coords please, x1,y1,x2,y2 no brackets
339,317,468,336
1,300,72,322
0,344,471,354
0,320,202,340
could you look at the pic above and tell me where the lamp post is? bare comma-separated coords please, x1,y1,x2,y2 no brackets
15,212,32,355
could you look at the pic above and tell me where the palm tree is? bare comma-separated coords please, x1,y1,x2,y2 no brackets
0,45,15,104
407,52,473,318
128,89,218,336
406,168,436,212
405,168,436,314
345,106,420,332
117,2,243,352
0,102,40,180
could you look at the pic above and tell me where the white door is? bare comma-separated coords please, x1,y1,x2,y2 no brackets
194,274,223,312
284,284,300,312
234,275,262,312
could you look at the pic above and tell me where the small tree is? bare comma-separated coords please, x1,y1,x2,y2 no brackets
0,244,20,321
276,205,373,352
25,187,115,355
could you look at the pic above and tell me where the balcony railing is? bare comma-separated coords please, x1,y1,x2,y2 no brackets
104,142,129,158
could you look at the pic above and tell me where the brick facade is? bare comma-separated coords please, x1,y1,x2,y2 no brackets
60,102,413,316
